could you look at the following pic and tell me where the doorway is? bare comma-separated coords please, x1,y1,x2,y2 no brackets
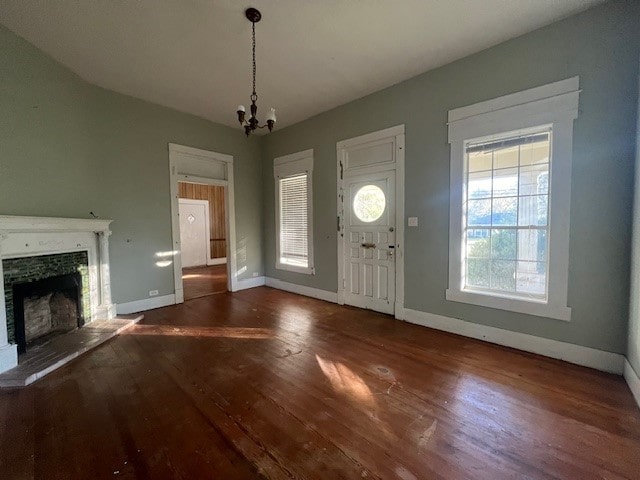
178,183,228,300
336,126,405,318
169,144,238,304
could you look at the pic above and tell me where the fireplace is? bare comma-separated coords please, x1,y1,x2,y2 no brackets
12,272,84,354
0,216,116,374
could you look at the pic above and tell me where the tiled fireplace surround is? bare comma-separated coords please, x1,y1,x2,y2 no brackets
0,216,116,374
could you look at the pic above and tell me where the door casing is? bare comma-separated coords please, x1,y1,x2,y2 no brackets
336,125,405,319
169,143,237,302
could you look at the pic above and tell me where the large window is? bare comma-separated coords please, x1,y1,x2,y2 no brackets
274,149,314,274
446,78,579,321
464,129,550,300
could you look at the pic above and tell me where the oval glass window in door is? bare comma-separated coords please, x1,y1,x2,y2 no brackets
353,184,386,222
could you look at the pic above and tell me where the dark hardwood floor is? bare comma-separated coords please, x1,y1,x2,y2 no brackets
1,287,639,479
182,264,227,300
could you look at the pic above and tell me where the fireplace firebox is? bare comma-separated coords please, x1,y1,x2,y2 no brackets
12,272,84,354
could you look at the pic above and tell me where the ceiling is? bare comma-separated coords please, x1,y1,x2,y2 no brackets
0,0,603,131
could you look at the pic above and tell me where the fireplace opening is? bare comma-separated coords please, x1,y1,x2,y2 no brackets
12,272,84,354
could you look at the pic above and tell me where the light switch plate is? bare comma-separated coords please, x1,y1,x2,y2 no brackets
408,217,418,227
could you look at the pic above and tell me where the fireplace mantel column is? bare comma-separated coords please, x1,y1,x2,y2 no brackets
0,236,19,373
97,229,116,319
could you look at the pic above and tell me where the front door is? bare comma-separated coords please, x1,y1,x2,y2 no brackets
179,199,209,268
343,170,396,314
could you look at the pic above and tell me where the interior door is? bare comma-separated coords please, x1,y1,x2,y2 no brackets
179,200,208,268
343,170,396,314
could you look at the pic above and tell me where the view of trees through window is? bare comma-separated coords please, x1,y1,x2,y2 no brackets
464,131,550,299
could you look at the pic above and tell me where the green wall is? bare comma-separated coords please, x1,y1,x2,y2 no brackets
0,23,263,305
2,1,640,356
628,66,640,375
261,1,640,354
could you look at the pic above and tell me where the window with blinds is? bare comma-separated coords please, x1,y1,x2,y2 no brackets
274,149,314,274
279,174,309,268
463,129,551,300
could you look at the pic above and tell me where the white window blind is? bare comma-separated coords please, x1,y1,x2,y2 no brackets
279,174,309,268
274,149,314,274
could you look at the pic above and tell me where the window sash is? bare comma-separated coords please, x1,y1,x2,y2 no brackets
462,130,551,301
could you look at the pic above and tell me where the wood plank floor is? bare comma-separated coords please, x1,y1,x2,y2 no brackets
1,287,639,479
182,264,227,300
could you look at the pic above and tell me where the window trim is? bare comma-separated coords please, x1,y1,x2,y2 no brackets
274,149,314,275
446,77,580,321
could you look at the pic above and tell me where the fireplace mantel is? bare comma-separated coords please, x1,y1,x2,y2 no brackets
0,215,116,373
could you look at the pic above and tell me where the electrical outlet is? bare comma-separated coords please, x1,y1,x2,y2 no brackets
149,290,159,297
408,217,418,227
252,272,259,277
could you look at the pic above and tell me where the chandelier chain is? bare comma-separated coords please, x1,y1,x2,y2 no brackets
252,20,257,98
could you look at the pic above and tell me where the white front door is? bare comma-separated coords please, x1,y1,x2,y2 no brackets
343,170,396,314
179,199,209,268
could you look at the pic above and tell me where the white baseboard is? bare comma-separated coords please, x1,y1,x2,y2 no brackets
624,359,640,409
116,294,176,315
235,276,266,291
265,277,338,303
0,343,18,375
207,257,227,266
404,308,625,374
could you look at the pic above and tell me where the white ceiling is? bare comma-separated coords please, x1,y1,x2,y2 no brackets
0,0,603,131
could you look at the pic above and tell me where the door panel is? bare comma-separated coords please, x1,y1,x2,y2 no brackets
343,170,396,314
179,200,208,268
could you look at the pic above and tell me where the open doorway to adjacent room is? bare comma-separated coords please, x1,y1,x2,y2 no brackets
178,182,229,300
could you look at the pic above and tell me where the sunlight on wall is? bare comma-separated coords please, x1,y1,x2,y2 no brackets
155,250,180,258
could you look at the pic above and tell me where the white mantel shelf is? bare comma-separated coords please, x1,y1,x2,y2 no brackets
0,215,112,233
0,215,116,374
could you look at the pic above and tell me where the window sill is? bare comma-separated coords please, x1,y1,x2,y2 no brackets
276,263,314,275
445,289,571,321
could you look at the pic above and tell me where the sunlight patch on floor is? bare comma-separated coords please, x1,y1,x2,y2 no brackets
124,324,274,339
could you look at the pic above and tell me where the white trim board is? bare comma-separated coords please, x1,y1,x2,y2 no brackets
116,294,176,315
624,359,640,409
404,308,624,374
265,277,338,303
236,276,266,291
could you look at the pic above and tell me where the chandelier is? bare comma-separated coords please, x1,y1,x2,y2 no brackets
236,8,276,136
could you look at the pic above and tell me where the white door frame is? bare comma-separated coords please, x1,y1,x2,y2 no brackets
169,144,238,302
336,125,405,319
178,198,211,268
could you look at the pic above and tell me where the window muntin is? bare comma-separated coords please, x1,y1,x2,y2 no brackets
463,129,551,301
278,173,309,268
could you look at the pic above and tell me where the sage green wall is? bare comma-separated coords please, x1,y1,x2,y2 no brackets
628,67,640,374
0,23,263,305
261,1,640,354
